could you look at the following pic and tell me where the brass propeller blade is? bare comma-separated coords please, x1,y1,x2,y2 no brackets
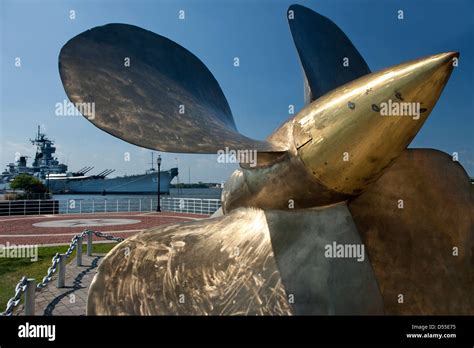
88,204,384,315
288,4,371,104
348,149,474,314
88,208,292,315
59,24,285,153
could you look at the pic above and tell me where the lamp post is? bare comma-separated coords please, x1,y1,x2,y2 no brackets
46,171,50,199
156,155,161,212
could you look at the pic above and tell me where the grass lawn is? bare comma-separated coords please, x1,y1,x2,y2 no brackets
0,243,116,312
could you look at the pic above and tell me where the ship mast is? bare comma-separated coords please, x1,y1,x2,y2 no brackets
150,152,155,171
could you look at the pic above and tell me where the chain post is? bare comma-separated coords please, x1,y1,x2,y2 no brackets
24,278,36,315
57,254,66,288
77,236,83,266
87,230,93,256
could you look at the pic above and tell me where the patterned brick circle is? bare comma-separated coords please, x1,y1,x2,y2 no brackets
0,212,207,245
33,218,141,228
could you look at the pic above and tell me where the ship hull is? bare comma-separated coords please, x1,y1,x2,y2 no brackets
47,169,177,194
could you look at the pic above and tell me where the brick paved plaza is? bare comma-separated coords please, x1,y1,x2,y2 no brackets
3,212,208,315
0,212,207,245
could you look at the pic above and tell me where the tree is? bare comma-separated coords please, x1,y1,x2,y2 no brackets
10,174,48,193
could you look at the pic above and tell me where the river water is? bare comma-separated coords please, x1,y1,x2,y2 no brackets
53,187,222,201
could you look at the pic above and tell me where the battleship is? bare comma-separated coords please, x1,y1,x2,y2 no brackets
0,127,178,194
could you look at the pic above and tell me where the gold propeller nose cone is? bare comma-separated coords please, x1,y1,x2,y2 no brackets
294,52,458,195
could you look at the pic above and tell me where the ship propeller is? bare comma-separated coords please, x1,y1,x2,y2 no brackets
59,5,473,315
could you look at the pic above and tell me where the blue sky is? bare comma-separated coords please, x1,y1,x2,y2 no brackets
1,0,473,182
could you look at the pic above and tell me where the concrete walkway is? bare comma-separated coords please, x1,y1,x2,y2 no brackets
17,254,103,316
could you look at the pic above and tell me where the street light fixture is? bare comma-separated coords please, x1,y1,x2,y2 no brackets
156,155,162,212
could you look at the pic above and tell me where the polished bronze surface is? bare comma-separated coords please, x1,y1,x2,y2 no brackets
88,208,293,315
89,204,385,315
222,152,349,213
59,24,284,153
348,149,474,314
294,52,458,195
223,52,458,212
266,204,384,315
56,4,472,316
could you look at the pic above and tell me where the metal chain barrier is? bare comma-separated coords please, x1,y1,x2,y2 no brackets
2,277,28,317
0,229,125,316
36,253,61,290
35,230,89,290
91,230,125,242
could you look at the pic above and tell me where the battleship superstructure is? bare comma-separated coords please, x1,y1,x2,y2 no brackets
1,126,68,183
1,127,178,194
